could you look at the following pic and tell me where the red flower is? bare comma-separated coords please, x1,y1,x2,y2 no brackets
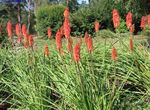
148,14,150,26
84,31,89,45
56,29,62,52
87,36,93,53
24,33,29,48
64,7,70,18
47,27,52,39
22,24,27,36
73,42,81,62
126,12,133,29
111,47,117,61
67,37,73,52
16,23,21,37
7,20,13,39
140,16,147,29
129,24,134,33
112,9,120,29
28,35,34,47
94,20,100,32
129,38,133,51
44,44,49,57
63,18,71,39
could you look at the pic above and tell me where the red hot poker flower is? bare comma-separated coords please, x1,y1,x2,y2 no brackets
94,20,100,32
111,47,117,61
44,44,49,57
47,27,52,39
87,36,93,53
84,31,89,45
7,20,13,39
129,24,134,33
148,14,150,26
22,24,27,36
56,29,62,52
129,38,134,51
140,16,147,29
16,23,21,37
112,9,120,29
24,33,29,48
73,42,81,62
126,12,133,29
64,7,70,18
63,18,71,39
28,35,34,47
67,37,73,52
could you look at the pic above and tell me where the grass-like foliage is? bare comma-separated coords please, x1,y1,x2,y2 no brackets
0,37,150,110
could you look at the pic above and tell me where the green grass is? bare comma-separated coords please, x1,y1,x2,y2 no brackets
0,36,150,110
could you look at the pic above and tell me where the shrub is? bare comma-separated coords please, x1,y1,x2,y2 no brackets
35,5,65,37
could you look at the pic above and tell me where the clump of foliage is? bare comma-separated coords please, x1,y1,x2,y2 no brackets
35,5,65,37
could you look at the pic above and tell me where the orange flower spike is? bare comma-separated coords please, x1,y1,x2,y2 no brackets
148,14,150,26
126,12,133,29
60,26,64,37
129,24,135,33
44,44,49,57
95,20,100,32
7,20,13,39
73,42,81,62
22,24,27,36
84,31,89,45
87,36,93,53
56,29,62,52
64,7,70,18
16,23,21,37
111,47,117,61
67,37,73,52
129,38,134,51
28,35,34,47
63,18,71,39
140,16,147,29
112,9,120,29
47,27,52,39
24,33,29,48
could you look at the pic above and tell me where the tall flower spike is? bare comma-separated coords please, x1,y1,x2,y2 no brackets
140,16,147,29
73,42,81,62
111,47,117,61
24,33,29,48
22,24,27,37
56,29,62,52
87,36,93,53
129,24,134,33
95,20,100,32
28,35,34,47
67,37,73,52
7,20,13,39
148,14,150,26
129,38,134,51
126,12,133,29
84,31,89,45
112,9,120,29
44,44,49,57
64,7,70,18
16,23,21,37
47,27,52,39
63,17,71,39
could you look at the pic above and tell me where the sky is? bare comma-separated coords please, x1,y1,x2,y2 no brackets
77,0,89,4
